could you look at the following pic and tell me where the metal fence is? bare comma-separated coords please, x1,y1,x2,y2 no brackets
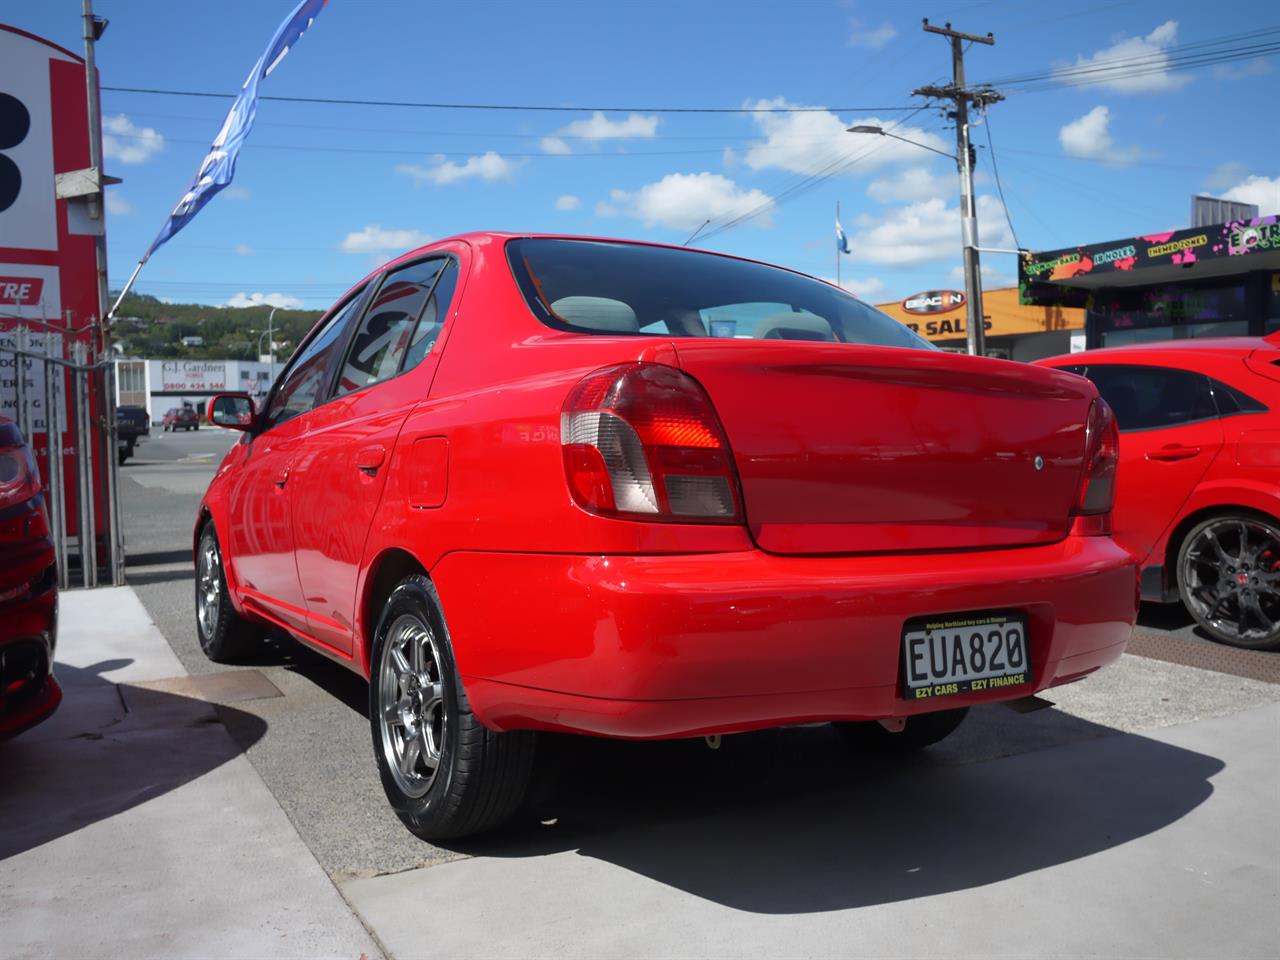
1,322,124,588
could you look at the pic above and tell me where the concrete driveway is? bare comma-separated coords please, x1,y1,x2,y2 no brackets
4,424,1276,958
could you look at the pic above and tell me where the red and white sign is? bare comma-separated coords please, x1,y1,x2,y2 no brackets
902,290,966,315
0,23,107,541
0,275,45,306
160,361,229,393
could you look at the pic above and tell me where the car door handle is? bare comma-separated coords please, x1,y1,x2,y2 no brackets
356,444,387,475
273,466,290,488
1146,445,1201,462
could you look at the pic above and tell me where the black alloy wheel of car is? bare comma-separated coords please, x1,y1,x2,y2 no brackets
195,523,264,661
1178,514,1280,650
370,575,536,840
835,707,969,752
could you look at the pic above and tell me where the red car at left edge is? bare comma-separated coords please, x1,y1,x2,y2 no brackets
0,417,60,738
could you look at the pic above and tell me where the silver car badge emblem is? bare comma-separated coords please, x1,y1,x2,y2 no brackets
1033,455,1045,471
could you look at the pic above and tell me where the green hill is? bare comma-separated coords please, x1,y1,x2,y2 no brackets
110,292,323,362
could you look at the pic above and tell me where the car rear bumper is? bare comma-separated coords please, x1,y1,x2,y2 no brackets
433,535,1138,738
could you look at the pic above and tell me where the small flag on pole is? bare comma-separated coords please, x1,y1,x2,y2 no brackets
836,216,850,255
143,0,327,259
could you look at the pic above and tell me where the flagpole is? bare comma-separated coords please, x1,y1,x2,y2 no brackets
107,257,146,321
836,201,841,288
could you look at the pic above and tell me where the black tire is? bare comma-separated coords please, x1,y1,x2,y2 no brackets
194,523,263,662
835,707,969,753
369,575,535,840
1177,513,1280,650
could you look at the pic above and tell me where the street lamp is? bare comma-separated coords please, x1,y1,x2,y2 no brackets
847,125,958,162
265,306,278,383
848,123,987,358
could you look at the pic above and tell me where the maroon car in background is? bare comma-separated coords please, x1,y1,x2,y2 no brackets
0,417,60,738
162,407,199,432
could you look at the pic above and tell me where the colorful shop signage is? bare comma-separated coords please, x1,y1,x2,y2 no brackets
1020,215,1280,304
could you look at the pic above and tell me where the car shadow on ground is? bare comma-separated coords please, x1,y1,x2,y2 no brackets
240,630,369,716
0,659,267,861
447,712,1224,913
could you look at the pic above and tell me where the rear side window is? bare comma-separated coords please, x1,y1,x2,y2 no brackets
1067,364,1216,432
402,260,459,372
507,238,930,350
1209,379,1268,417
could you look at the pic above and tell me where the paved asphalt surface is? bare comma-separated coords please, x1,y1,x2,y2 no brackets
118,427,1280,882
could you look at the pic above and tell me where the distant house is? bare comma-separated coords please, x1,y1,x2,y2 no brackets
181,335,204,347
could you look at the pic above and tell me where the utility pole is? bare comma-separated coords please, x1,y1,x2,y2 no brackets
914,19,1003,358
81,0,125,584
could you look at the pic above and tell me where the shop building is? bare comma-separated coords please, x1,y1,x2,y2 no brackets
114,358,274,421
1019,213,1280,349
875,286,1085,361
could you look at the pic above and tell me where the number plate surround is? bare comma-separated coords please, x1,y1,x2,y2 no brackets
901,612,1030,701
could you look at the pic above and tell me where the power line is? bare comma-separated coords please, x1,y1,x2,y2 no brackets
697,107,936,242
101,85,917,115
979,107,1019,251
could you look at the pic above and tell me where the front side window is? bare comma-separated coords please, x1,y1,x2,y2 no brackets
265,289,364,428
507,238,930,349
1065,364,1216,432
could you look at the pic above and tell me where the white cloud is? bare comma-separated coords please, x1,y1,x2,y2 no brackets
1054,21,1192,94
847,20,896,49
104,191,131,216
225,292,302,309
847,195,1013,266
823,275,887,300
101,113,164,164
746,99,950,176
561,112,659,140
1058,106,1140,165
948,262,1016,290
340,224,432,254
866,166,950,203
599,173,774,232
1213,58,1272,81
396,151,519,186
1220,175,1280,213
540,112,659,155
223,186,251,200
555,194,581,211
1205,161,1247,192
234,243,253,256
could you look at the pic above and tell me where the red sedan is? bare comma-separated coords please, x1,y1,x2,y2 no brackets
1041,337,1280,650
0,417,60,739
197,234,1136,839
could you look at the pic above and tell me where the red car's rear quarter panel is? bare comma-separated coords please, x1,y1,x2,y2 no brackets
434,534,1135,738
1039,340,1280,581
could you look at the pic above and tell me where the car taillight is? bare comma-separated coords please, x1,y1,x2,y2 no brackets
1071,398,1118,535
561,362,743,523
0,443,40,511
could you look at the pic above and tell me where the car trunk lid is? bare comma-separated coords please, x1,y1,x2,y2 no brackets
671,341,1096,554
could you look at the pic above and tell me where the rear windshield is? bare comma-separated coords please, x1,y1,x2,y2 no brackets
507,238,931,350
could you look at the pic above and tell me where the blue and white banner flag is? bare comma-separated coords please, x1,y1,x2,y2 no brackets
144,0,327,259
836,216,850,255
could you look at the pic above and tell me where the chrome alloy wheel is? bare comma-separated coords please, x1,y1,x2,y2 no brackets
377,613,448,798
1181,517,1280,644
196,535,222,639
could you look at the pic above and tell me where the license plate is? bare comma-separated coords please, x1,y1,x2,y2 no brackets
902,612,1029,700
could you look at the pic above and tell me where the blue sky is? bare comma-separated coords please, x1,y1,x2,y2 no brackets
8,0,1279,310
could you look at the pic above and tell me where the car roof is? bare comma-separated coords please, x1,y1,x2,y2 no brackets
1042,336,1279,365
355,231,848,301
